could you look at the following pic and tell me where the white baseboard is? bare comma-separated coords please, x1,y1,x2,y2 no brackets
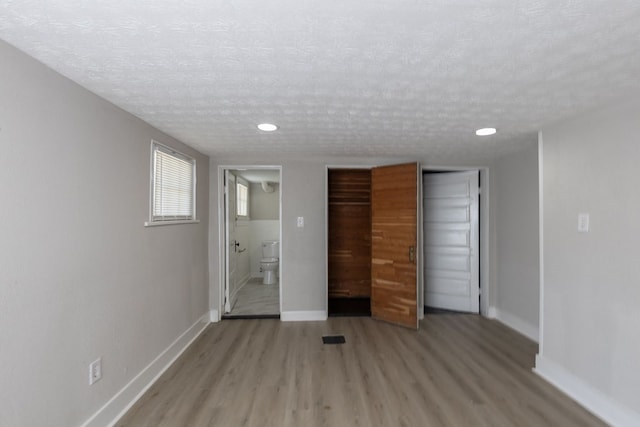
488,306,498,318
80,313,210,427
534,355,640,427
209,309,219,323
493,308,539,342
281,310,327,322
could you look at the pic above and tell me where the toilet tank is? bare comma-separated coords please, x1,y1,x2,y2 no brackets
262,241,279,258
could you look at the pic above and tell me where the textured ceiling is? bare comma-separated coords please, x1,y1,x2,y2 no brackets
2,1,640,163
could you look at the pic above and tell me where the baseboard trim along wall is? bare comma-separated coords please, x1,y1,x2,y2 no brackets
534,355,640,427
487,306,497,318
210,309,220,323
492,308,539,342
281,310,327,322
81,313,210,427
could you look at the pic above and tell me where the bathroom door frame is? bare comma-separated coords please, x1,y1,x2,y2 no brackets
217,165,283,320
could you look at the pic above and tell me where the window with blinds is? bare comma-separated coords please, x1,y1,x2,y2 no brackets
150,141,196,222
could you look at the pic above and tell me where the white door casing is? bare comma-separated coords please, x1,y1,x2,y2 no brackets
423,171,480,313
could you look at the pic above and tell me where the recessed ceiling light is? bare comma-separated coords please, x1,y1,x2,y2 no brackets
475,127,497,136
257,123,278,132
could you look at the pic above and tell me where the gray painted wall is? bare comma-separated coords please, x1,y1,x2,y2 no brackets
0,40,209,427
539,97,640,421
491,142,540,340
211,159,406,315
209,158,505,319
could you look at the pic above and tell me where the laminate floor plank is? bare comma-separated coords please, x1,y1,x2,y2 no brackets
117,315,605,427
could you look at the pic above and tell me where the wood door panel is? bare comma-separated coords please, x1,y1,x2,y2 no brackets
371,163,418,329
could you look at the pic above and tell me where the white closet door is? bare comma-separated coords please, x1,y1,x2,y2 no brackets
424,171,479,313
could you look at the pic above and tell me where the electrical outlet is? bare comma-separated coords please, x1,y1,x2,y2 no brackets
89,358,102,385
297,216,304,228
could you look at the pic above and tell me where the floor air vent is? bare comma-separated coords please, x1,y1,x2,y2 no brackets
322,335,346,344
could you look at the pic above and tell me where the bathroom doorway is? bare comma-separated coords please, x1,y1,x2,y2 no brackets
219,166,282,318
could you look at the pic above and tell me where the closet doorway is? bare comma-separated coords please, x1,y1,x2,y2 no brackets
327,168,372,316
423,170,480,313
327,163,421,329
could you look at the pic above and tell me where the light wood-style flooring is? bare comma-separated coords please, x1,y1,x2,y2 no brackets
228,278,279,316
116,315,605,427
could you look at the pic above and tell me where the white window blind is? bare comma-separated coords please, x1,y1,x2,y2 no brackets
237,183,248,217
151,142,196,222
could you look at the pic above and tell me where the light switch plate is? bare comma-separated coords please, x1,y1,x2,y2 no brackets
297,216,304,228
578,213,590,232
89,358,102,385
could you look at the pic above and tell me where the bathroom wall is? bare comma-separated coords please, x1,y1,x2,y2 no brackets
250,182,280,220
250,221,281,277
249,182,280,277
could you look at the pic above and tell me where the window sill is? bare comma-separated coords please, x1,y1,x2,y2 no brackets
144,219,200,227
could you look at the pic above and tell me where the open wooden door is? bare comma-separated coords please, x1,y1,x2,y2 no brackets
371,163,419,329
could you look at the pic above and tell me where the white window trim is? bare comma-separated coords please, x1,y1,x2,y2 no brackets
144,140,199,227
144,219,200,227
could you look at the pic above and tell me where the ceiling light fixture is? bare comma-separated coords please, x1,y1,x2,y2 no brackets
257,123,278,132
475,127,497,136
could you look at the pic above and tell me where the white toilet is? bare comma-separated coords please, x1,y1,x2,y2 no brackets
260,241,279,285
